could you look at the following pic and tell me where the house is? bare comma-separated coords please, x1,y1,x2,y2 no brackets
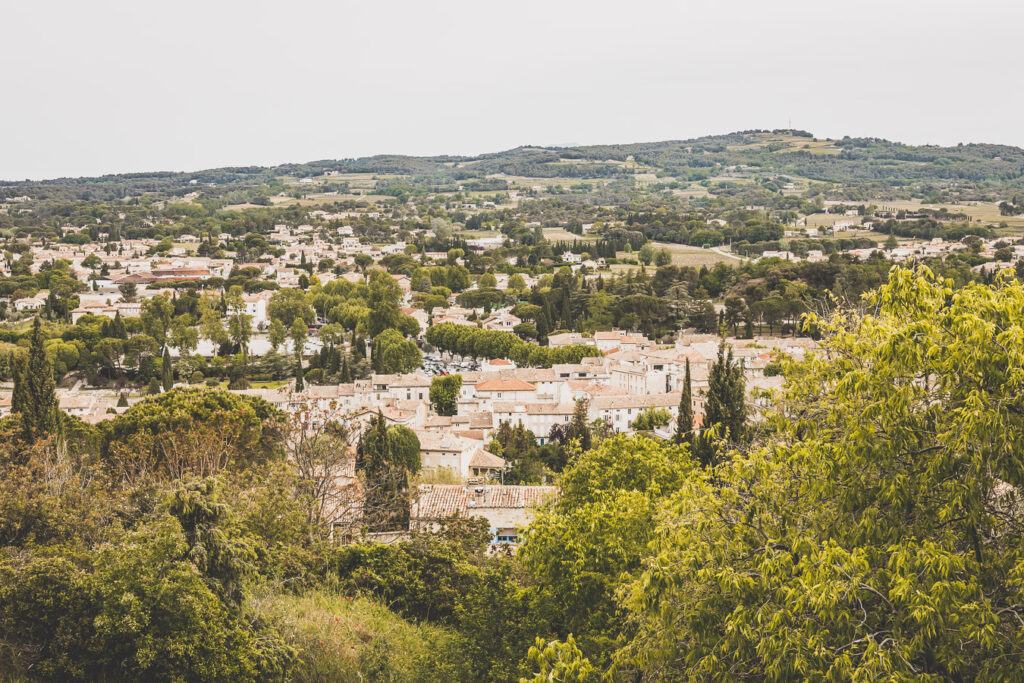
593,330,651,352
14,292,48,311
242,294,268,326
472,378,538,404
492,401,576,443
481,309,521,331
589,393,682,433
481,358,516,372
414,431,503,479
410,484,557,545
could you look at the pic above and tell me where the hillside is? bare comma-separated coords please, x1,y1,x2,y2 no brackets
4,130,1023,203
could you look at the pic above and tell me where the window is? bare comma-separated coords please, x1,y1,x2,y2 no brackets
496,533,517,543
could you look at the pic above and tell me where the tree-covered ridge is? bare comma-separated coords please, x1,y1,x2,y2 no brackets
4,130,1022,202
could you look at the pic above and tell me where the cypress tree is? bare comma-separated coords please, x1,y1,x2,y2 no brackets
13,318,57,441
295,358,305,392
112,310,127,339
162,346,173,392
340,356,351,383
675,358,694,446
696,341,747,466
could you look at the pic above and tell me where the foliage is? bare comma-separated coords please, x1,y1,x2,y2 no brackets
429,374,462,416
620,267,1024,679
427,323,602,367
356,412,420,531
629,407,671,431
101,388,285,482
694,339,746,465
12,317,57,443
371,329,421,374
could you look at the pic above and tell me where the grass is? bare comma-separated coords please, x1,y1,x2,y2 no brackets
253,590,458,682
651,242,742,267
542,227,599,242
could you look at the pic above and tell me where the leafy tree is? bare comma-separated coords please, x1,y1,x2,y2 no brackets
630,407,671,431
357,412,420,531
101,388,284,482
267,317,286,352
368,270,403,337
372,329,421,374
140,295,173,344
520,435,694,664
622,267,1024,679
268,288,314,328
522,635,600,683
199,297,228,349
225,286,252,363
638,243,655,265
289,318,307,391
429,374,462,416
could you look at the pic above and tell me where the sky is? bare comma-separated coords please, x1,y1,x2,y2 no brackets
3,0,1023,181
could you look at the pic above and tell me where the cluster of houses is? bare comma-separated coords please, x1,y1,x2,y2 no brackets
759,236,1023,265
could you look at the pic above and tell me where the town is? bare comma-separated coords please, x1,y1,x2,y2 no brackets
3,129,1024,680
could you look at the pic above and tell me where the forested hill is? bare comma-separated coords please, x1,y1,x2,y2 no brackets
4,130,1023,201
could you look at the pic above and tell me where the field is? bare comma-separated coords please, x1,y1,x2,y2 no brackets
608,242,742,273
542,227,599,242
654,242,745,267
728,133,843,156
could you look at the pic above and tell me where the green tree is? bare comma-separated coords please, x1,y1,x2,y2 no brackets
675,358,694,445
429,374,462,416
372,329,421,374
630,407,671,431
357,412,420,531
289,318,307,391
268,288,314,328
12,318,58,442
140,295,173,344
161,346,173,392
638,243,655,265
367,270,403,337
225,286,252,363
622,267,1024,679
522,635,600,683
695,340,745,466
267,317,286,352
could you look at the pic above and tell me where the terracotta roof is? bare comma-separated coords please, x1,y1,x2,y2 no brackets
469,448,506,469
591,393,681,410
412,484,558,519
475,378,537,392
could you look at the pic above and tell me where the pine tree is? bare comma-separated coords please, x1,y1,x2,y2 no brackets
675,358,694,446
162,346,173,392
13,318,57,442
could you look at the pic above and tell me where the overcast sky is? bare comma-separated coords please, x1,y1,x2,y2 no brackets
3,0,1022,181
